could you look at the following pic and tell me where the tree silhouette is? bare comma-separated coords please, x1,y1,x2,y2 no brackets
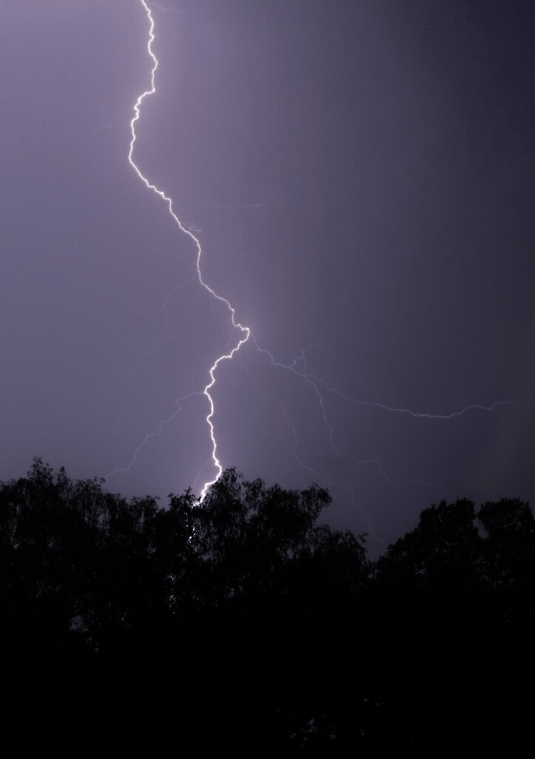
368,497,535,752
2,459,534,754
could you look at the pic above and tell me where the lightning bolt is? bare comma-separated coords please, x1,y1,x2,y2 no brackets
127,0,251,499
112,1,511,543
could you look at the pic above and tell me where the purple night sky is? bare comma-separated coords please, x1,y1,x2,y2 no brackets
1,0,534,552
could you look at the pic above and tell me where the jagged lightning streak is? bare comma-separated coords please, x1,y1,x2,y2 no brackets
129,0,250,498
118,1,510,534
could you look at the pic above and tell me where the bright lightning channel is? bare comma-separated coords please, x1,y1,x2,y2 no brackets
130,0,250,499
119,1,510,529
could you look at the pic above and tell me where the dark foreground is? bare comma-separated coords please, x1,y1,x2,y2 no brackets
2,459,534,754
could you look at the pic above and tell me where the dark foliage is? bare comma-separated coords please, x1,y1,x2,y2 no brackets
370,497,535,752
1,459,534,754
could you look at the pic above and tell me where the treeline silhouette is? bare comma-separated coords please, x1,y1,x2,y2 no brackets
2,458,534,754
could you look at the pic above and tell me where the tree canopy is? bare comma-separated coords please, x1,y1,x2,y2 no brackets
1,458,534,754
